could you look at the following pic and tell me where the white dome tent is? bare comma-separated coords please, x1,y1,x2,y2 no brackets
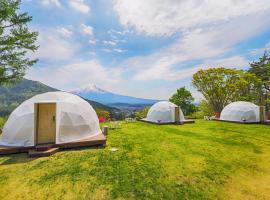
220,101,260,123
0,92,102,147
144,101,185,124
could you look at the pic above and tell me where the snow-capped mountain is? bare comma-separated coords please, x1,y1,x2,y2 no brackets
71,84,158,105
71,84,107,94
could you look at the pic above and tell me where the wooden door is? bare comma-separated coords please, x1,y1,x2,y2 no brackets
36,103,56,145
175,107,180,122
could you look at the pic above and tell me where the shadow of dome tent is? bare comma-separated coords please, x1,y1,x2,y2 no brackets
0,91,106,156
140,101,194,125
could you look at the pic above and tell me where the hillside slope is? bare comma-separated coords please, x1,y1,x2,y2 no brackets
0,79,118,116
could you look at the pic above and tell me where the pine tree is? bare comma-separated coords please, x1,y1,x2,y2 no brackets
0,0,38,85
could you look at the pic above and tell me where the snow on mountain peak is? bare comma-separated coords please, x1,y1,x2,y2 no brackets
72,83,107,93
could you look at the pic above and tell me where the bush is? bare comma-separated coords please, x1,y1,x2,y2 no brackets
186,100,214,119
134,106,150,120
186,111,204,119
0,117,6,129
96,110,110,121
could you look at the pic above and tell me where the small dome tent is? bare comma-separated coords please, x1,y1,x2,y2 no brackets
220,101,260,123
0,92,101,147
146,101,185,123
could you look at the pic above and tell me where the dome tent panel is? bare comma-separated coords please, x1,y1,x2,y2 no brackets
220,101,260,123
0,92,101,147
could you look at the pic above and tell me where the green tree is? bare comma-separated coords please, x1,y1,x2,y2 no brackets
198,100,214,117
248,51,270,110
0,0,38,85
169,87,196,115
134,106,150,120
192,68,261,113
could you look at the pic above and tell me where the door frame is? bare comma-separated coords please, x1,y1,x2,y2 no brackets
175,107,180,123
34,102,57,146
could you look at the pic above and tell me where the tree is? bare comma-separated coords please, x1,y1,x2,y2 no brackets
0,0,38,85
198,100,214,117
134,106,150,120
248,51,270,110
169,87,196,115
96,110,110,121
192,68,261,114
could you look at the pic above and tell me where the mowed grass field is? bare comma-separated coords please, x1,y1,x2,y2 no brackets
0,120,270,200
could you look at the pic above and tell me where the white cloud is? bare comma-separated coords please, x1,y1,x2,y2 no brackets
102,48,126,53
113,48,126,53
113,0,270,36
41,0,61,7
35,28,79,61
103,40,117,46
102,48,113,53
250,41,270,56
88,51,96,56
133,55,249,81
108,29,133,36
69,0,90,14
56,27,73,38
81,23,93,35
119,9,270,81
26,60,124,91
88,39,97,45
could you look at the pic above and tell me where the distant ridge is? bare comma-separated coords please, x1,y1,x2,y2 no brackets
71,84,159,105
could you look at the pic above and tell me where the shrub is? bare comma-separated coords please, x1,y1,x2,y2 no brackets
0,117,6,129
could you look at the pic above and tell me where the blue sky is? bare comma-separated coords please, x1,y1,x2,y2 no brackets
23,0,270,101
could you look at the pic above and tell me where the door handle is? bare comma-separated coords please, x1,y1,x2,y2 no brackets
53,116,55,122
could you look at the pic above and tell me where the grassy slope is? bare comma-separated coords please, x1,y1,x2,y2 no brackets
0,120,270,200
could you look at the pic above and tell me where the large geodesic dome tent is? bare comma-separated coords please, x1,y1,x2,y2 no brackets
146,101,185,123
220,101,260,123
0,92,101,147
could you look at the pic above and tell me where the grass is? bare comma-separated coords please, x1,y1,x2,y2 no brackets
0,120,270,199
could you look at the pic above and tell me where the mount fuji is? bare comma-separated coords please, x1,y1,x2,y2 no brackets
71,84,159,105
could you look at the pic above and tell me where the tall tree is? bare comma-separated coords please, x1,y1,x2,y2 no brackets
169,87,196,115
192,68,261,114
0,0,38,85
248,51,270,110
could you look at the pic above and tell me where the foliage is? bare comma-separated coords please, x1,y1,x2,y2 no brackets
192,68,261,113
186,111,203,119
0,117,6,128
134,106,150,119
0,0,38,85
198,100,215,116
1,120,270,199
169,87,196,115
187,100,215,119
96,110,110,120
248,51,270,110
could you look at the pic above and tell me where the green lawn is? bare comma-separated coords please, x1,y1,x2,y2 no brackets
0,120,270,200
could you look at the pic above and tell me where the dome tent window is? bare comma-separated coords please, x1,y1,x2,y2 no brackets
0,92,102,147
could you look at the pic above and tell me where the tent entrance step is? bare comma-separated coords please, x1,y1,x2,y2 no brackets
29,147,59,157
35,144,55,151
